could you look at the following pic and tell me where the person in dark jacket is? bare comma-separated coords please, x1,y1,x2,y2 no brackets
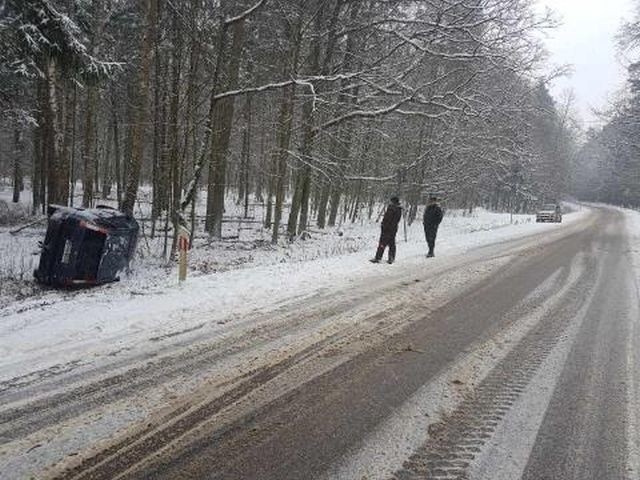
423,196,443,258
371,196,403,264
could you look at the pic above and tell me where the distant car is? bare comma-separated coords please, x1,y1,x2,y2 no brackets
536,204,562,223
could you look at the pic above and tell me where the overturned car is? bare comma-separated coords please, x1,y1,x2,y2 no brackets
34,205,139,287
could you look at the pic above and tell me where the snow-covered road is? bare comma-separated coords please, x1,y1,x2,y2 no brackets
2,205,625,480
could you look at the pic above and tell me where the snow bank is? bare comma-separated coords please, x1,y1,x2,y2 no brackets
622,207,640,293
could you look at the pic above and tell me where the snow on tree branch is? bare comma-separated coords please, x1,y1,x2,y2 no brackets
224,0,267,26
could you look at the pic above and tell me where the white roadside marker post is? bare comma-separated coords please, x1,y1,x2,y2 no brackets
178,226,190,282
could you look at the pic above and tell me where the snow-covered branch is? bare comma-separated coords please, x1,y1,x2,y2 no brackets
224,0,267,26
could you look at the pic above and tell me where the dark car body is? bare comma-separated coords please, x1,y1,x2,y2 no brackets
34,205,139,287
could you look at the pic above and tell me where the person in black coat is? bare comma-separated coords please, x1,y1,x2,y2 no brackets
423,196,443,257
371,196,403,264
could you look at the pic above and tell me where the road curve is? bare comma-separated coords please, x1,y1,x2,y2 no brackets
3,206,639,480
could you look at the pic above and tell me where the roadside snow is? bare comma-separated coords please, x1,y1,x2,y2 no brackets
623,207,640,291
0,206,589,383
621,207,640,480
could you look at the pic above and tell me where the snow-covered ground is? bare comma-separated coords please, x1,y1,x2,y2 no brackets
0,185,417,301
619,206,640,296
0,196,595,479
0,201,590,384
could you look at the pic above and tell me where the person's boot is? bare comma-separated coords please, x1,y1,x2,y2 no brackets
372,244,385,263
427,250,434,258
387,256,395,264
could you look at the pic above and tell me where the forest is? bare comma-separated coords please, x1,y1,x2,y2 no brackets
572,2,640,207
0,0,579,255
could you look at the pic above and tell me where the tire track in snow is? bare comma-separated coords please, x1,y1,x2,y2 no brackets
466,261,598,479
385,252,598,480
323,250,588,480
28,258,511,480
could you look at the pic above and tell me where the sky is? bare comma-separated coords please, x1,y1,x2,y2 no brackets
537,0,636,125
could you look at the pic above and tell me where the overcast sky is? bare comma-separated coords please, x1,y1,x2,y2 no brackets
537,0,635,125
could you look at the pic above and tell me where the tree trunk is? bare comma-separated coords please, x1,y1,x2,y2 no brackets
102,120,112,199
287,174,304,238
264,155,274,229
255,124,265,203
288,3,340,238
184,1,202,247
82,83,97,207
12,128,24,203
241,94,252,218
179,14,229,219
169,12,183,255
205,17,246,237
122,0,157,216
287,67,320,237
153,38,170,228
316,183,330,228
179,0,265,223
325,2,362,227
33,78,46,214
69,83,78,206
272,20,301,244
350,181,362,223
56,78,74,206
298,172,312,234
328,186,341,226
150,52,161,233
45,57,65,206
112,106,123,207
